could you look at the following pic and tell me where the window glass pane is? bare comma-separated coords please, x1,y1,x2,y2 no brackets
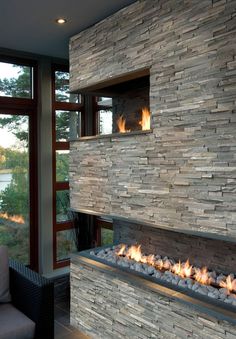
56,150,69,182
55,71,80,103
0,114,30,264
98,110,113,135
56,229,77,261
97,97,113,135
97,97,112,107
56,190,71,222
101,228,114,246
56,110,80,141
0,62,33,98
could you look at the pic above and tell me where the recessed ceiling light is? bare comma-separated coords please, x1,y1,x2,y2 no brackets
56,18,67,24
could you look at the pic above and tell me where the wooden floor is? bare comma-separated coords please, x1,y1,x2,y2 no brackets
55,297,89,339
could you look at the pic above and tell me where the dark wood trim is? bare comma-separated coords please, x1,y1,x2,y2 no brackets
54,259,70,269
29,112,39,271
54,221,74,232
52,63,84,269
54,102,84,111
0,97,37,110
96,218,113,230
95,217,113,247
96,104,113,110
55,182,69,191
92,96,98,135
0,55,37,68
55,141,70,150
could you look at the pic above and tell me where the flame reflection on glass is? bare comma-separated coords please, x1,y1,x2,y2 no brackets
0,212,25,224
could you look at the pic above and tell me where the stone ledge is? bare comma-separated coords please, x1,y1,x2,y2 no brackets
70,129,153,142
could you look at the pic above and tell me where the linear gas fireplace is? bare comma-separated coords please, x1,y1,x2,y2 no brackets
71,218,236,338
69,0,236,337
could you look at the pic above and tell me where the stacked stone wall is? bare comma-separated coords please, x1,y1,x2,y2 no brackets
69,0,236,237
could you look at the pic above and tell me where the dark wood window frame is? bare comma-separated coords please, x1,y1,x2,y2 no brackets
95,217,113,247
94,97,113,136
52,64,84,269
0,56,38,271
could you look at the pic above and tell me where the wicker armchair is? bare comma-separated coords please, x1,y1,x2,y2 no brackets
9,259,54,339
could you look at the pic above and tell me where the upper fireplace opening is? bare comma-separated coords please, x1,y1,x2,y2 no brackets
74,68,151,136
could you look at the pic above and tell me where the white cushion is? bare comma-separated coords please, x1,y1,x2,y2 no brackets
0,303,35,339
0,246,11,303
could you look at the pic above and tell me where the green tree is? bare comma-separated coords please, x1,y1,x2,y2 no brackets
0,146,6,169
0,168,28,218
56,152,69,181
0,66,31,98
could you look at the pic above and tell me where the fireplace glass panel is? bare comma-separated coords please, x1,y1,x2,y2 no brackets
56,190,71,222
56,229,77,261
101,227,114,246
94,74,150,135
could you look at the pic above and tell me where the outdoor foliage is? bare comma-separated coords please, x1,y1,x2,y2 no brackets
0,65,31,98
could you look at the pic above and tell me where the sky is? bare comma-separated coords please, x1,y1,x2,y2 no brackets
0,63,22,149
0,62,20,79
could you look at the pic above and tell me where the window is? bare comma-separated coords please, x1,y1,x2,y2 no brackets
0,61,33,99
96,97,113,135
52,65,84,268
0,58,38,269
96,218,114,247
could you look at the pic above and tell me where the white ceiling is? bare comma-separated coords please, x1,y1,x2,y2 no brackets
0,0,136,59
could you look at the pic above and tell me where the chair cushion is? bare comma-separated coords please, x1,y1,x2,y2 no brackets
0,303,35,339
0,246,11,303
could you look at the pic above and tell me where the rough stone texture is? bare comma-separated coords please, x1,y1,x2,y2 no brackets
113,219,236,274
69,0,236,237
71,257,236,339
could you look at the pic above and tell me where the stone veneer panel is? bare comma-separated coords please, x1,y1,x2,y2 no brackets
71,255,236,338
69,0,236,237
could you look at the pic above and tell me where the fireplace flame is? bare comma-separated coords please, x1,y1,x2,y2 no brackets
172,259,192,278
117,115,130,133
146,254,155,266
220,275,236,293
139,107,151,130
127,244,142,262
0,212,25,224
194,267,213,285
117,244,126,256
115,244,229,290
